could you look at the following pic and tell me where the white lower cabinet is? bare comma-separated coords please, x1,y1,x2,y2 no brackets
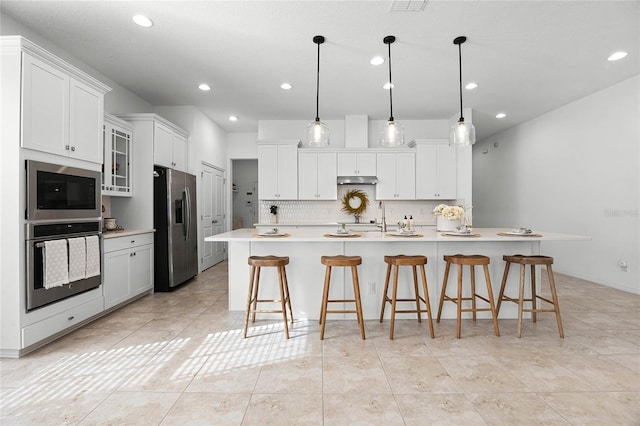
103,233,153,310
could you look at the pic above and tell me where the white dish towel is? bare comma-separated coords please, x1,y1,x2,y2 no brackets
85,235,100,278
43,239,69,289
67,237,87,282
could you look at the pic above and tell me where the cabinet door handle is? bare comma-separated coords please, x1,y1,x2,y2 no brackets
68,316,75,321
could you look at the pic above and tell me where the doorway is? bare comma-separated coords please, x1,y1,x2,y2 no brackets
231,159,258,229
200,162,226,271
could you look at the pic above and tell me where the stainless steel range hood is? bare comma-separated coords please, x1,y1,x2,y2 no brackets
337,176,378,185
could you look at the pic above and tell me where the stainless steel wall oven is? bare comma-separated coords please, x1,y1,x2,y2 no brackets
25,221,102,311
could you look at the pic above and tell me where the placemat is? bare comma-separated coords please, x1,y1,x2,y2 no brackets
440,233,482,238
497,232,543,237
252,233,291,238
386,233,424,238
323,233,362,238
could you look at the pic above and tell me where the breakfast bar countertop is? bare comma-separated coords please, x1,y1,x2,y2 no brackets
206,227,589,242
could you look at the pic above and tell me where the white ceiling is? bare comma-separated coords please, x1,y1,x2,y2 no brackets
1,1,638,140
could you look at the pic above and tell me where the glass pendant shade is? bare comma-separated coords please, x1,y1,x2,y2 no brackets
380,120,405,147
307,119,330,147
449,119,476,146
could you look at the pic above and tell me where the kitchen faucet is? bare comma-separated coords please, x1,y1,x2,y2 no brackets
378,201,387,232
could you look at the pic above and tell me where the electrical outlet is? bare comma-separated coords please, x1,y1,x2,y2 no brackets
618,259,628,271
367,281,376,294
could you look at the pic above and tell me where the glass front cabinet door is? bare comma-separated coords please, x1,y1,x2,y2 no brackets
102,113,133,196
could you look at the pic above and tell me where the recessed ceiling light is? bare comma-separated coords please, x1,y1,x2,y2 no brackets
383,82,395,90
229,115,239,122
465,82,478,90
198,83,211,91
370,56,384,66
280,83,292,90
608,51,628,61
132,14,153,28
496,113,506,119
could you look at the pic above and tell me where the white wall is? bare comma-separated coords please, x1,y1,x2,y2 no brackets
473,75,640,294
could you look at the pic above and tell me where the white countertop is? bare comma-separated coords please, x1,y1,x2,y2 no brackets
102,229,155,239
206,227,589,243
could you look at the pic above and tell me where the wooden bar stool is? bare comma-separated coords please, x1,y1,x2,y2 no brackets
319,255,365,340
379,255,434,339
497,255,564,338
437,254,500,339
243,255,293,338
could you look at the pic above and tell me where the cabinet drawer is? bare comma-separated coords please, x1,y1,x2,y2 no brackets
103,232,153,253
22,296,103,348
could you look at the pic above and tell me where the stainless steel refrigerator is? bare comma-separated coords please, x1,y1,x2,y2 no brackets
153,166,198,291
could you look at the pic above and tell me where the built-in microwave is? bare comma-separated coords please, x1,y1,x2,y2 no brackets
26,160,101,221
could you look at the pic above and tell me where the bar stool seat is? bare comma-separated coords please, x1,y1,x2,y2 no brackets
244,255,293,338
437,254,500,338
379,255,434,339
497,255,564,338
319,255,365,340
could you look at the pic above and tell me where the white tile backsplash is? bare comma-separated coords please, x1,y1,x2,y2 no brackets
260,186,448,225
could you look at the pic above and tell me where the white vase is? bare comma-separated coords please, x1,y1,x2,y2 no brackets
437,216,461,232
271,214,278,224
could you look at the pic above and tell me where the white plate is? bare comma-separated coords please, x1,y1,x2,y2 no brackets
258,232,286,237
443,231,474,236
503,231,533,236
389,231,417,236
328,232,357,237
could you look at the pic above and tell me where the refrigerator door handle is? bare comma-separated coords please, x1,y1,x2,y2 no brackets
182,189,188,239
185,186,191,240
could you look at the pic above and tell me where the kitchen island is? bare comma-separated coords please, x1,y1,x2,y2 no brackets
206,227,588,320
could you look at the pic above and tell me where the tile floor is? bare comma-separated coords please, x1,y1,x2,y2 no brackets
1,261,639,425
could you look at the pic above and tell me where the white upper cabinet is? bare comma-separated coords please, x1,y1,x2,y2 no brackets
19,44,109,164
337,151,376,176
376,152,416,200
258,140,300,200
298,151,337,200
153,122,188,171
413,139,457,200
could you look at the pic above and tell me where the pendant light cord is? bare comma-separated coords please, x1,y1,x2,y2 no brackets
457,41,464,122
387,40,394,121
315,39,321,122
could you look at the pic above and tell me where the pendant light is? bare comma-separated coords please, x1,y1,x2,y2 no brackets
449,36,476,146
307,35,330,147
379,35,405,147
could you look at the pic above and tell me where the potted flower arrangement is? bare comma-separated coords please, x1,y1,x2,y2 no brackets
433,204,466,231
269,205,278,224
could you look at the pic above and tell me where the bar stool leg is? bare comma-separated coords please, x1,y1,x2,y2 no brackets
517,263,526,338
437,261,451,322
547,264,564,338
470,265,477,322
412,265,422,322
456,264,463,339
389,264,399,339
320,266,332,339
277,267,290,339
530,264,537,323
496,260,512,315
281,265,294,324
379,263,392,322
482,264,500,337
243,265,257,338
419,264,435,338
251,266,261,323
351,265,366,340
